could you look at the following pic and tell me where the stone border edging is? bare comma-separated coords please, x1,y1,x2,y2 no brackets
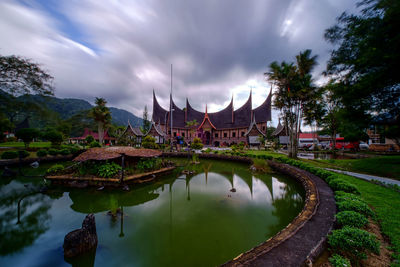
162,152,336,266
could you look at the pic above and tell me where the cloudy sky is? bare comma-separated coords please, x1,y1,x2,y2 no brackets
0,0,358,126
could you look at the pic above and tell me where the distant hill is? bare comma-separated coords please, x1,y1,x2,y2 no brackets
1,90,143,127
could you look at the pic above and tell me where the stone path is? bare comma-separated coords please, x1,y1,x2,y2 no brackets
325,168,400,186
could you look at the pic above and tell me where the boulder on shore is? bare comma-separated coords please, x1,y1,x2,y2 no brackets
63,214,98,258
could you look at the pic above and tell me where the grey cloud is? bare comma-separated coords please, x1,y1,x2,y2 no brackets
1,0,357,123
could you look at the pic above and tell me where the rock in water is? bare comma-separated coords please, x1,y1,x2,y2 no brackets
63,214,98,258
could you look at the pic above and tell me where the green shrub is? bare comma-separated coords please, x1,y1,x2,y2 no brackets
337,199,374,217
97,162,122,178
48,148,59,156
90,141,101,148
78,161,100,176
328,226,380,260
69,147,80,154
142,135,158,149
136,158,162,171
59,148,70,155
1,151,18,159
213,150,218,154
36,149,48,157
329,254,351,267
335,191,364,203
336,211,368,228
19,150,30,158
328,178,360,194
204,148,212,153
46,164,65,175
190,138,203,150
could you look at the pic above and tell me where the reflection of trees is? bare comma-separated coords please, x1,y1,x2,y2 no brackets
0,185,51,255
267,181,304,236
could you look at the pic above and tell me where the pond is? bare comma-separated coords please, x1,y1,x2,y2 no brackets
297,152,355,160
0,159,305,267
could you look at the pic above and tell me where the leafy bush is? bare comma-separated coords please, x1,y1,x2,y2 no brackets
335,191,364,202
69,146,80,154
336,211,368,228
329,254,351,267
191,138,203,150
85,135,95,145
78,161,100,176
204,148,212,153
97,162,121,178
136,158,162,171
142,135,158,149
328,178,360,194
213,150,218,154
328,226,380,260
48,148,59,156
19,150,30,158
42,129,63,147
36,149,48,157
5,136,17,142
46,164,65,175
336,199,374,217
59,148,70,155
90,141,101,148
1,151,18,159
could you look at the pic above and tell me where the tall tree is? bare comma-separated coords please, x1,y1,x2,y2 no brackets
0,55,54,96
141,105,151,134
90,98,111,145
266,50,318,158
325,0,400,139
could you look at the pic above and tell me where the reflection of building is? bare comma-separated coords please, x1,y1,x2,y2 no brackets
151,90,271,146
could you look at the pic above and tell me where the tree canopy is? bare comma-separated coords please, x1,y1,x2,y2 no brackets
0,55,54,96
325,0,400,130
90,97,111,145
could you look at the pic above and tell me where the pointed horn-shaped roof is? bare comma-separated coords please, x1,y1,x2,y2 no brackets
152,91,169,124
252,88,272,123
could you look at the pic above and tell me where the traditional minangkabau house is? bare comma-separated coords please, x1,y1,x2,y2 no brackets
152,89,271,146
146,121,167,144
119,121,144,146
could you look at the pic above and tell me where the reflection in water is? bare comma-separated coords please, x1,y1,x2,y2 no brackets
0,182,52,255
0,159,304,267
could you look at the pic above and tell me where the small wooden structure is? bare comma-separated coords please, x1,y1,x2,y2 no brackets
46,147,174,186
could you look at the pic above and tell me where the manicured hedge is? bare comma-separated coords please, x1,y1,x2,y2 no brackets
1,151,18,159
36,149,48,157
336,211,368,228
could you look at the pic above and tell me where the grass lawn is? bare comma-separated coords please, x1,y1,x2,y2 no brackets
0,142,51,148
313,155,400,180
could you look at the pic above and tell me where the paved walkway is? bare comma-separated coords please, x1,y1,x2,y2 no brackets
325,168,400,186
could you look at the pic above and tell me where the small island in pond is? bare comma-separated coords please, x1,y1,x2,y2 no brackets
45,147,175,187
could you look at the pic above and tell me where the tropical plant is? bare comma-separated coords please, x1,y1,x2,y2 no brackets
265,49,319,158
97,162,121,178
48,148,58,156
142,135,158,149
90,97,111,146
191,137,203,150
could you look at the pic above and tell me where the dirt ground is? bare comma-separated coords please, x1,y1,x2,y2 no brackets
313,219,392,267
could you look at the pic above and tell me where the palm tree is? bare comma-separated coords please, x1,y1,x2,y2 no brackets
90,97,111,146
266,50,318,158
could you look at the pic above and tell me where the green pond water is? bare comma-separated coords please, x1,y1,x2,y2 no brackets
0,159,305,267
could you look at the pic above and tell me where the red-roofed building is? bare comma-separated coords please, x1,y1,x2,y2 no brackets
69,128,116,145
